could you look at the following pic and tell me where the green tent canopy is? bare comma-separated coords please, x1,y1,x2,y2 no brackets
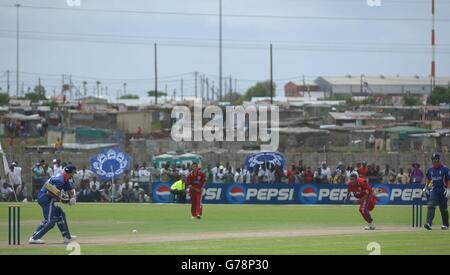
383,126,434,140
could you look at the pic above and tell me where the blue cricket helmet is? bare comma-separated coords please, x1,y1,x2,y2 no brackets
431,153,441,161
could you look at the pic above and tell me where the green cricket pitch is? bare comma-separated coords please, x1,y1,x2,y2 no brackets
1,202,449,255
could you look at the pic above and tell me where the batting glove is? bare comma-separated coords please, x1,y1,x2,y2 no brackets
69,197,77,205
445,188,450,198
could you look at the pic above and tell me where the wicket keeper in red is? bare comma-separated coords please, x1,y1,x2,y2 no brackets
344,171,377,230
185,162,206,219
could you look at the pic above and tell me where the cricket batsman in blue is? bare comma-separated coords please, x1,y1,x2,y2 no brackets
424,153,449,230
29,165,78,244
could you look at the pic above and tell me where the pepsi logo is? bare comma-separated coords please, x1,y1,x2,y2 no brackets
226,184,247,204
152,183,172,203
372,184,391,205
298,185,319,204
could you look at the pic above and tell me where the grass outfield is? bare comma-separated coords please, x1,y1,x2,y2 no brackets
0,202,449,255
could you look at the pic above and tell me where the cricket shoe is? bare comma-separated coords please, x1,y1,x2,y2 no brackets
364,224,376,230
63,235,77,244
424,223,432,230
442,226,449,230
29,237,45,244
196,215,202,219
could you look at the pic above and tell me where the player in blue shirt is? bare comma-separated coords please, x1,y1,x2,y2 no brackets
424,153,449,230
29,165,78,244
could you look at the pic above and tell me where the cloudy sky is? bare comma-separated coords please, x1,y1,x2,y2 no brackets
0,0,449,100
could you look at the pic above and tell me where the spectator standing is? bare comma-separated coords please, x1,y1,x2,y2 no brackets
320,161,332,184
54,137,63,152
130,164,140,185
160,163,172,182
303,167,314,183
234,168,244,183
211,163,220,182
274,165,285,183
53,159,63,175
31,161,45,199
314,168,323,184
111,182,123,202
242,166,252,184
76,165,94,191
410,163,424,184
396,168,410,184
215,167,225,183
203,164,214,183
138,164,151,195
358,161,369,178
150,163,160,183
258,164,268,183
6,163,22,192
287,164,297,184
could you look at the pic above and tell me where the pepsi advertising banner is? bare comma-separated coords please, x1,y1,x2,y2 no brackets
152,183,426,205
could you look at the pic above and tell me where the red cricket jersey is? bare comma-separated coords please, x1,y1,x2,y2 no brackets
185,170,206,189
358,167,369,178
347,178,373,199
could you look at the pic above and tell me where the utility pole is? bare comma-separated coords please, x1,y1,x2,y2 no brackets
234,79,237,94
206,78,210,101
154,43,158,105
270,44,273,104
211,81,215,101
165,84,167,103
16,4,20,98
83,81,87,97
6,70,10,95
38,77,41,94
229,75,232,102
219,0,223,101
194,71,198,99
181,78,184,101
201,75,204,101
96,81,100,97
224,80,228,100
123,82,127,97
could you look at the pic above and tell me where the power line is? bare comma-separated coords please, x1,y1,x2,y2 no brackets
2,29,449,48
1,33,449,54
0,4,449,22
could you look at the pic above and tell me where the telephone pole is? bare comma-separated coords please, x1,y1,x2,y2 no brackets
6,70,10,95
16,4,20,97
181,78,184,101
154,43,158,105
194,71,198,99
270,44,274,104
219,0,223,101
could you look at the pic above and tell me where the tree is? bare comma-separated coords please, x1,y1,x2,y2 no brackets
25,91,47,102
42,100,59,109
223,92,243,105
148,90,167,97
119,94,139,99
403,95,422,106
0,93,10,105
243,81,275,101
429,87,450,105
34,84,46,97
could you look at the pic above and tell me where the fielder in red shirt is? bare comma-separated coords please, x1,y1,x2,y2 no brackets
344,171,378,230
184,162,206,219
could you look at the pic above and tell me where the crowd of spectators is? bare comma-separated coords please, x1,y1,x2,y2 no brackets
0,157,427,203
